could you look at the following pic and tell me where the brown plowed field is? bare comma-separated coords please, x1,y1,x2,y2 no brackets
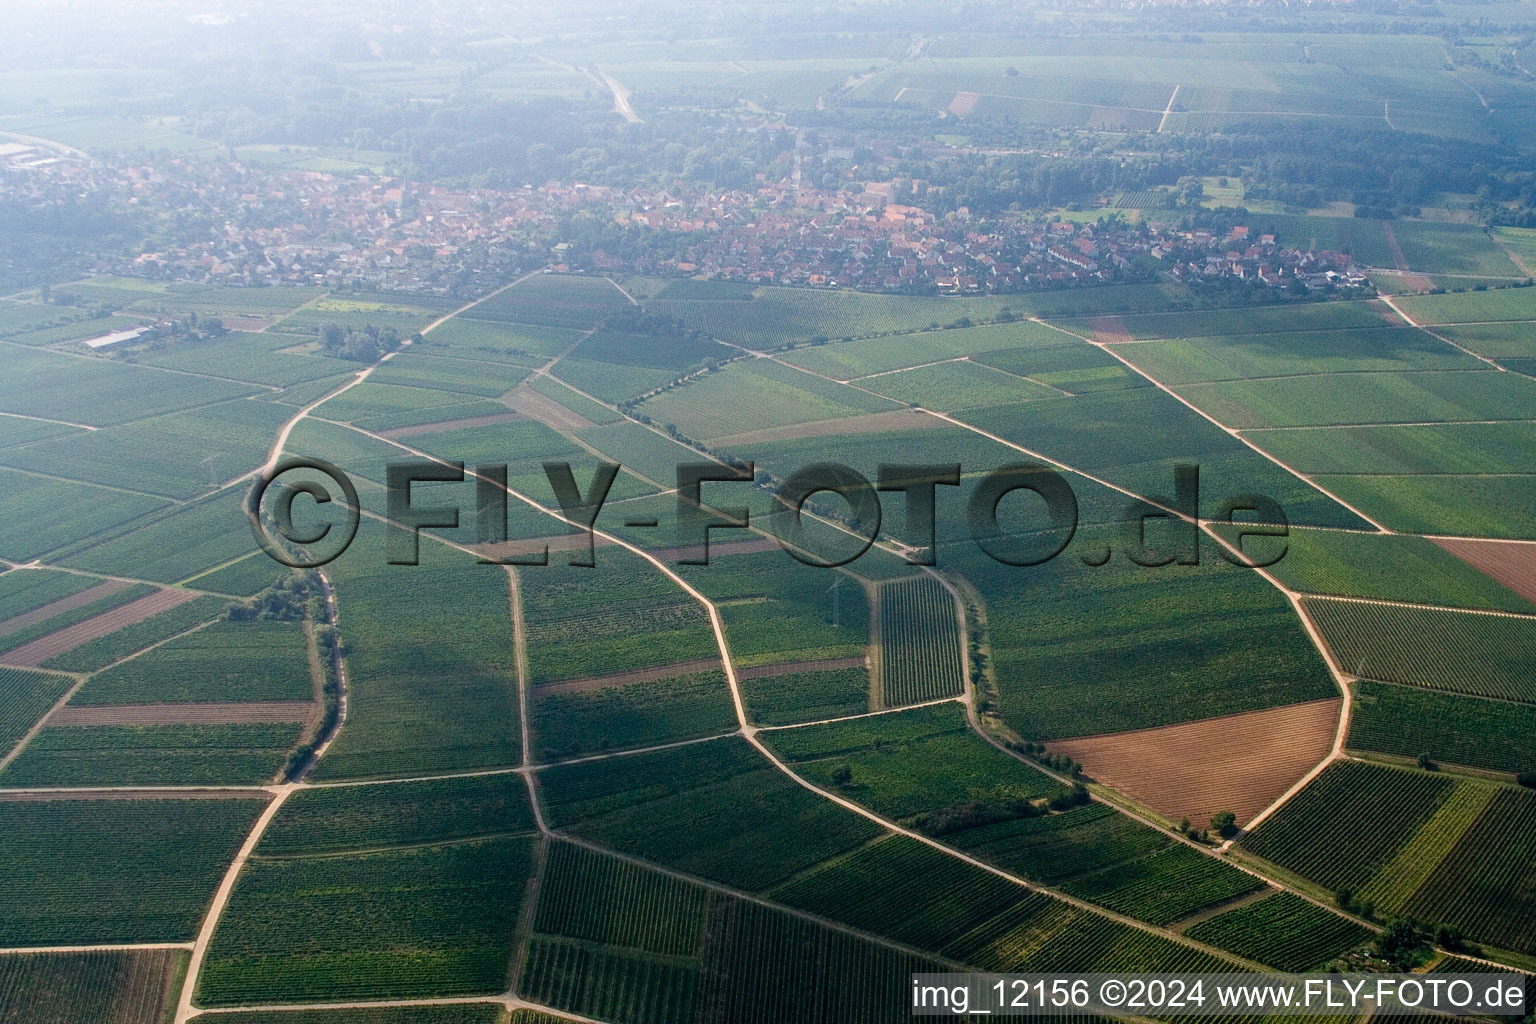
1049,697,1342,827
381,411,527,438
48,702,314,727
709,409,941,447
533,658,722,696
1,589,204,668
0,580,132,636
736,656,867,680
948,91,979,116
648,537,780,563
470,532,616,563
1086,315,1134,345
1433,537,1536,604
504,384,596,432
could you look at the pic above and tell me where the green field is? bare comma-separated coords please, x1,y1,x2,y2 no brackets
1058,844,1264,927
1399,787,1536,955
950,524,1337,740
1213,526,1536,611
1390,222,1524,277
1238,760,1455,893
1307,598,1536,702
877,577,965,707
530,668,737,760
1177,369,1536,429
0,584,153,655
1245,422,1536,475
1121,327,1482,385
1349,681,1536,775
1184,892,1371,970
682,552,870,669
780,320,1078,379
538,736,882,891
202,1008,503,1024
764,703,1061,823
71,618,312,704
0,948,185,1024
0,796,267,945
858,358,1063,409
740,666,870,726
635,358,899,441
198,836,535,1004
520,555,720,686
0,470,167,563
0,723,302,787
0,344,260,428
40,595,229,673
0,667,74,757
259,773,536,856
1307,474,1536,539
307,526,523,781
60,485,265,582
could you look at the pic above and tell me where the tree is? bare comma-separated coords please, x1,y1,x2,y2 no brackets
1210,810,1238,839
1373,919,1430,970
831,764,853,787
1417,752,1436,770
1517,771,1535,789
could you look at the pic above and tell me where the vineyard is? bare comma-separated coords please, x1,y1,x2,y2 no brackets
945,802,1170,885
259,774,536,856
1184,892,1371,970
877,577,964,707
1244,421,1536,477
782,320,1070,380
0,469,168,564
637,357,898,442
0,667,73,755
1307,599,1536,702
1058,845,1264,927
535,841,712,956
520,555,720,686
1223,527,1536,612
71,618,312,705
529,668,737,760
770,834,1046,952
685,551,870,669
1176,369,1536,431
764,702,1060,822
0,583,153,655
1122,327,1477,386
1349,681,1536,774
1400,787,1536,955
1354,780,1496,916
206,1008,503,1024
952,535,1337,739
740,665,870,726
40,594,228,673
0,948,185,1024
1238,761,1456,892
0,796,267,945
0,568,100,623
0,722,303,786
308,531,523,781
538,736,882,891
198,836,536,1005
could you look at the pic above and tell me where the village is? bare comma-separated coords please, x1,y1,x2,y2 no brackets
1,145,1371,299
